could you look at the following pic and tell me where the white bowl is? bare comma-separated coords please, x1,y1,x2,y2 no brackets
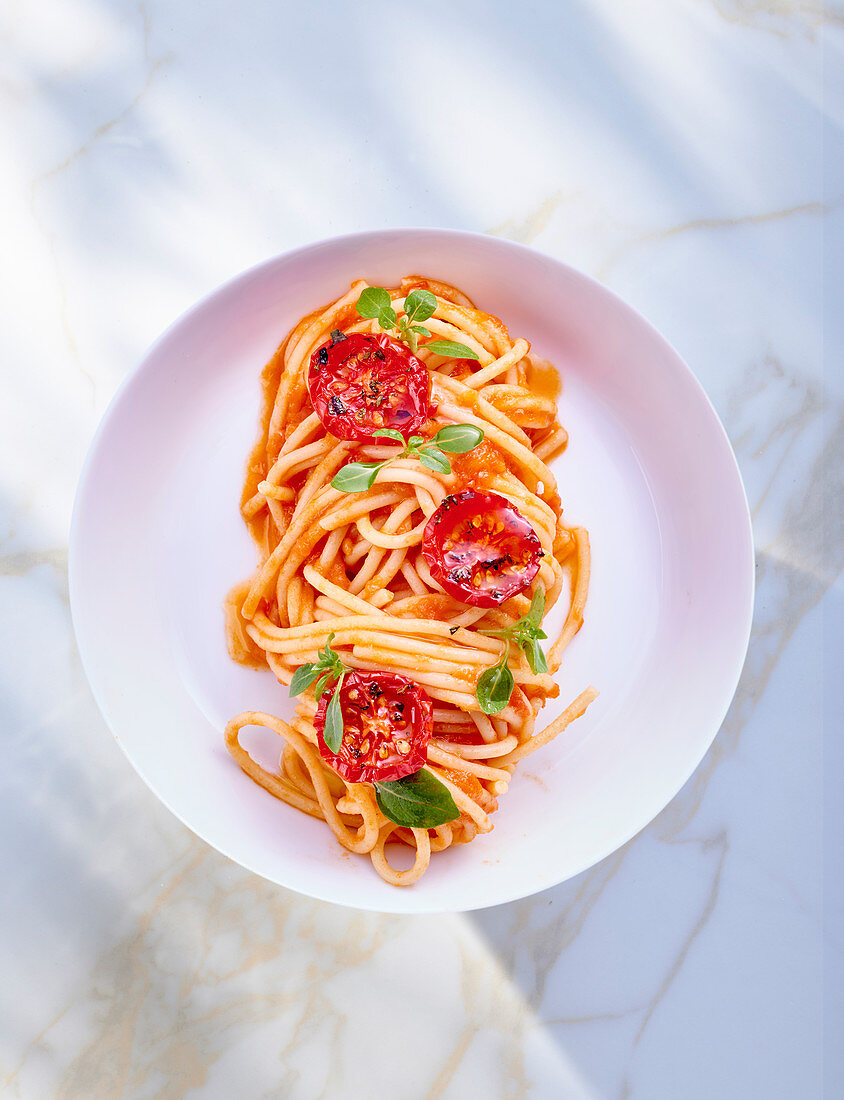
69,229,754,913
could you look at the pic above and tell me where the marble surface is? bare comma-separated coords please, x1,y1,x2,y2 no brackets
1,0,841,1096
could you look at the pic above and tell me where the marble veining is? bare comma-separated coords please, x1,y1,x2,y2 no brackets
1,0,838,1097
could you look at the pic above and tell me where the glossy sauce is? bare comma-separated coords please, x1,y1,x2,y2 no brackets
439,766,484,801
450,440,511,489
402,594,458,620
526,356,562,401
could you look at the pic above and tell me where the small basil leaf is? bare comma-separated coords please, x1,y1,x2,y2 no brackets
378,306,398,330
356,286,392,319
419,449,451,474
522,638,548,676
401,297,417,328
373,428,406,444
423,339,480,361
373,769,459,828
411,325,431,337
476,661,514,715
322,674,345,754
289,663,320,697
527,587,545,627
407,435,424,447
330,462,384,493
434,423,485,453
403,288,437,324
422,444,450,462
313,671,333,700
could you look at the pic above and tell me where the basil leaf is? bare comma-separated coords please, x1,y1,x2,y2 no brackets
289,663,319,697
423,339,479,361
331,462,384,492
423,445,450,462
323,674,345,754
373,428,406,444
407,435,424,448
313,671,333,700
522,637,548,676
476,661,514,714
378,305,398,330
434,423,485,453
356,286,392,319
419,449,451,474
411,325,431,337
403,288,437,325
527,587,545,627
373,769,459,828
513,622,545,643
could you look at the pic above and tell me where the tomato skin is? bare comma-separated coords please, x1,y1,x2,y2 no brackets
315,670,433,783
422,490,543,608
307,331,430,442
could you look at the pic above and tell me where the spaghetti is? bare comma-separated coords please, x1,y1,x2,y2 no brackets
225,276,596,886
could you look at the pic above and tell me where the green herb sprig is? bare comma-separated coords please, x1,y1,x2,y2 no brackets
356,286,479,360
289,633,348,753
331,422,484,493
475,590,549,715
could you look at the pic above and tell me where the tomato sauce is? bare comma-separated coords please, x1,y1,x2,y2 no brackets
450,440,511,489
526,356,561,401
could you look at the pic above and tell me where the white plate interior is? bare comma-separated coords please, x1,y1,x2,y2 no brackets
70,229,753,913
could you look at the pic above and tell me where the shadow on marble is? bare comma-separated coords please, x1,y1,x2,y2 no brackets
27,0,754,286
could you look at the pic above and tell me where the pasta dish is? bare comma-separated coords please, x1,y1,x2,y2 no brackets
224,277,596,886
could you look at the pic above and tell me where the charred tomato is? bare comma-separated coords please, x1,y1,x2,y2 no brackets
314,670,433,783
422,489,543,608
307,331,430,442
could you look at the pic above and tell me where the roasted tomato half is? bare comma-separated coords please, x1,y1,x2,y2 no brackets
314,670,433,783
307,331,430,442
422,489,543,608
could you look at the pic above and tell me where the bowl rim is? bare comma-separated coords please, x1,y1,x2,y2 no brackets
69,226,755,913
